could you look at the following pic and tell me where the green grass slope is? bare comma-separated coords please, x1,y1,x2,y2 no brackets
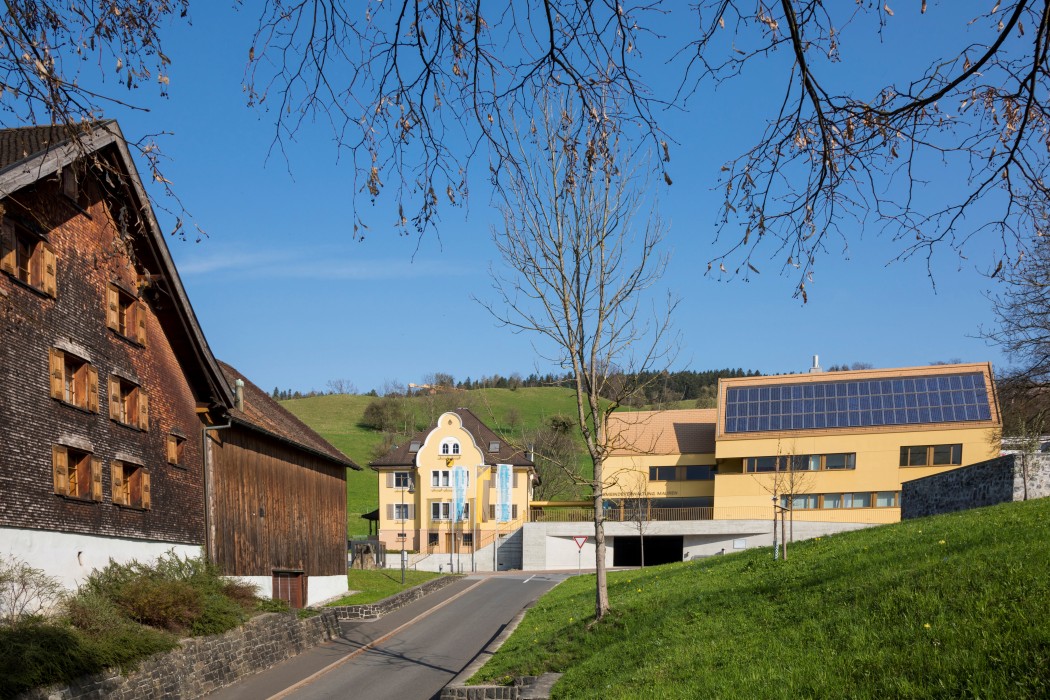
473,498,1050,699
280,387,587,537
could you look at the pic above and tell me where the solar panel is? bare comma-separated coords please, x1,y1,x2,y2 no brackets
723,373,991,433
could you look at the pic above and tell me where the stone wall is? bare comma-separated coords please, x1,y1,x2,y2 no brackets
330,573,460,620
18,611,339,700
902,453,1050,519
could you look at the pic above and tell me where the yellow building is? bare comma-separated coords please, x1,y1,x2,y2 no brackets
601,362,1001,527
370,409,536,570
604,408,718,509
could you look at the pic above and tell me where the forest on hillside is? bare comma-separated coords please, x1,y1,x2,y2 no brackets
270,367,762,403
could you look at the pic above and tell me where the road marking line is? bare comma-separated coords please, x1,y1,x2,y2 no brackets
267,578,491,700
522,575,535,583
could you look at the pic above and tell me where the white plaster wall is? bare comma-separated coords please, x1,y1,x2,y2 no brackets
522,519,878,570
306,575,349,606
224,574,346,607
1,526,200,591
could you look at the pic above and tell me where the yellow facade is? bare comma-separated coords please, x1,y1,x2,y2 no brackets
597,364,1001,525
373,411,534,554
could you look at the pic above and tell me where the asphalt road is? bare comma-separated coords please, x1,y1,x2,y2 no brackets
209,572,569,700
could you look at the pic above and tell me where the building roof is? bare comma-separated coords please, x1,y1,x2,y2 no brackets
0,124,87,171
370,407,535,468
716,362,1001,440
0,120,234,410
607,409,717,456
219,361,360,470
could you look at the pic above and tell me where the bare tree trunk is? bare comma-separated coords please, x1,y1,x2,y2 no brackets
593,475,609,619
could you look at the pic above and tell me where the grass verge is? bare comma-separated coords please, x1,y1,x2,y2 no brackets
327,569,443,606
471,498,1050,699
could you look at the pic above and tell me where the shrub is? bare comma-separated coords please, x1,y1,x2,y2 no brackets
113,578,202,632
0,555,63,625
189,592,247,636
256,597,291,614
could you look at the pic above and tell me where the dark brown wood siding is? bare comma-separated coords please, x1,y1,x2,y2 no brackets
210,426,347,577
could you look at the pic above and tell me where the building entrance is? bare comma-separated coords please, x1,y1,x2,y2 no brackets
612,535,684,567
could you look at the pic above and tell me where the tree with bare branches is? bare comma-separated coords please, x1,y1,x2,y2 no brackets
480,91,677,620
12,3,1046,288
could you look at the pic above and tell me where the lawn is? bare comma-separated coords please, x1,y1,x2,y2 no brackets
327,569,445,606
471,498,1050,699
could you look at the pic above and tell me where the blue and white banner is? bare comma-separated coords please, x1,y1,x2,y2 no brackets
452,466,468,522
496,463,512,522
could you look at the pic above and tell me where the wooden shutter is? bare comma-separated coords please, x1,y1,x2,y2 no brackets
134,301,147,345
108,376,121,420
91,457,103,501
86,366,99,413
407,504,415,519
137,389,149,430
0,219,14,274
49,348,64,399
386,504,395,521
166,435,178,464
141,470,150,510
512,505,518,519
41,242,56,296
52,445,69,495
106,285,120,331
111,461,125,505
386,472,394,488
513,472,519,488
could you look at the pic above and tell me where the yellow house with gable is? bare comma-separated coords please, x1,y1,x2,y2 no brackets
370,409,536,566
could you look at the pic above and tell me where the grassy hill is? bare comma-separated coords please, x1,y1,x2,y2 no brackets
471,498,1050,699
280,387,588,537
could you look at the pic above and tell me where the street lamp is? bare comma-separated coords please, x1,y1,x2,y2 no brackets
400,475,415,585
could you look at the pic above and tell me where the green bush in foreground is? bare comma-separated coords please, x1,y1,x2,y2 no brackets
0,552,263,699
474,498,1050,699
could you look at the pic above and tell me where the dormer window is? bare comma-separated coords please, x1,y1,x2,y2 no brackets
409,441,421,453
488,441,500,453
441,439,461,456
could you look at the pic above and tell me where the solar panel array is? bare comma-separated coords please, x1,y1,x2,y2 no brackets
723,373,992,433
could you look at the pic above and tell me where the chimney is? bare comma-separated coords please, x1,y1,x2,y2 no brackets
808,355,823,374
235,378,245,411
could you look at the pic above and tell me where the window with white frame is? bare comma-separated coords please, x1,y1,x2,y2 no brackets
394,471,411,488
440,439,461,456
431,469,450,487
431,502,451,520
394,503,410,520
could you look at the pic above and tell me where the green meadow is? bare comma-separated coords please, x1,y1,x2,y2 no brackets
472,498,1050,699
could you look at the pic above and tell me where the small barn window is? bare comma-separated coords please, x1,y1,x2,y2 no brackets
166,433,186,466
109,375,148,429
111,460,150,509
0,219,56,296
106,284,147,345
49,348,98,412
52,445,101,501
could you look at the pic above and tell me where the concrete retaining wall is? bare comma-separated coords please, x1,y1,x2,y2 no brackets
902,453,1050,519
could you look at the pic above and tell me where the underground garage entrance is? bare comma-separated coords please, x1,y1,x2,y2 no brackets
612,535,684,567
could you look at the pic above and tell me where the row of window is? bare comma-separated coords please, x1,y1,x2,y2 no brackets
900,444,962,467
52,444,151,509
49,347,150,430
780,491,901,510
426,532,473,547
649,465,716,482
742,444,964,472
2,220,150,349
745,453,856,473
392,469,518,489
392,502,521,522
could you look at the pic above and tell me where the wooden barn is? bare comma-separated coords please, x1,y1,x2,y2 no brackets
208,363,359,607
0,120,356,608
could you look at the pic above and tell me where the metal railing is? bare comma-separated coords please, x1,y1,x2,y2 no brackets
529,505,898,524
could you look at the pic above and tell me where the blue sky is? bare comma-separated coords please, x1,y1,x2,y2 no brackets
94,3,1013,394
